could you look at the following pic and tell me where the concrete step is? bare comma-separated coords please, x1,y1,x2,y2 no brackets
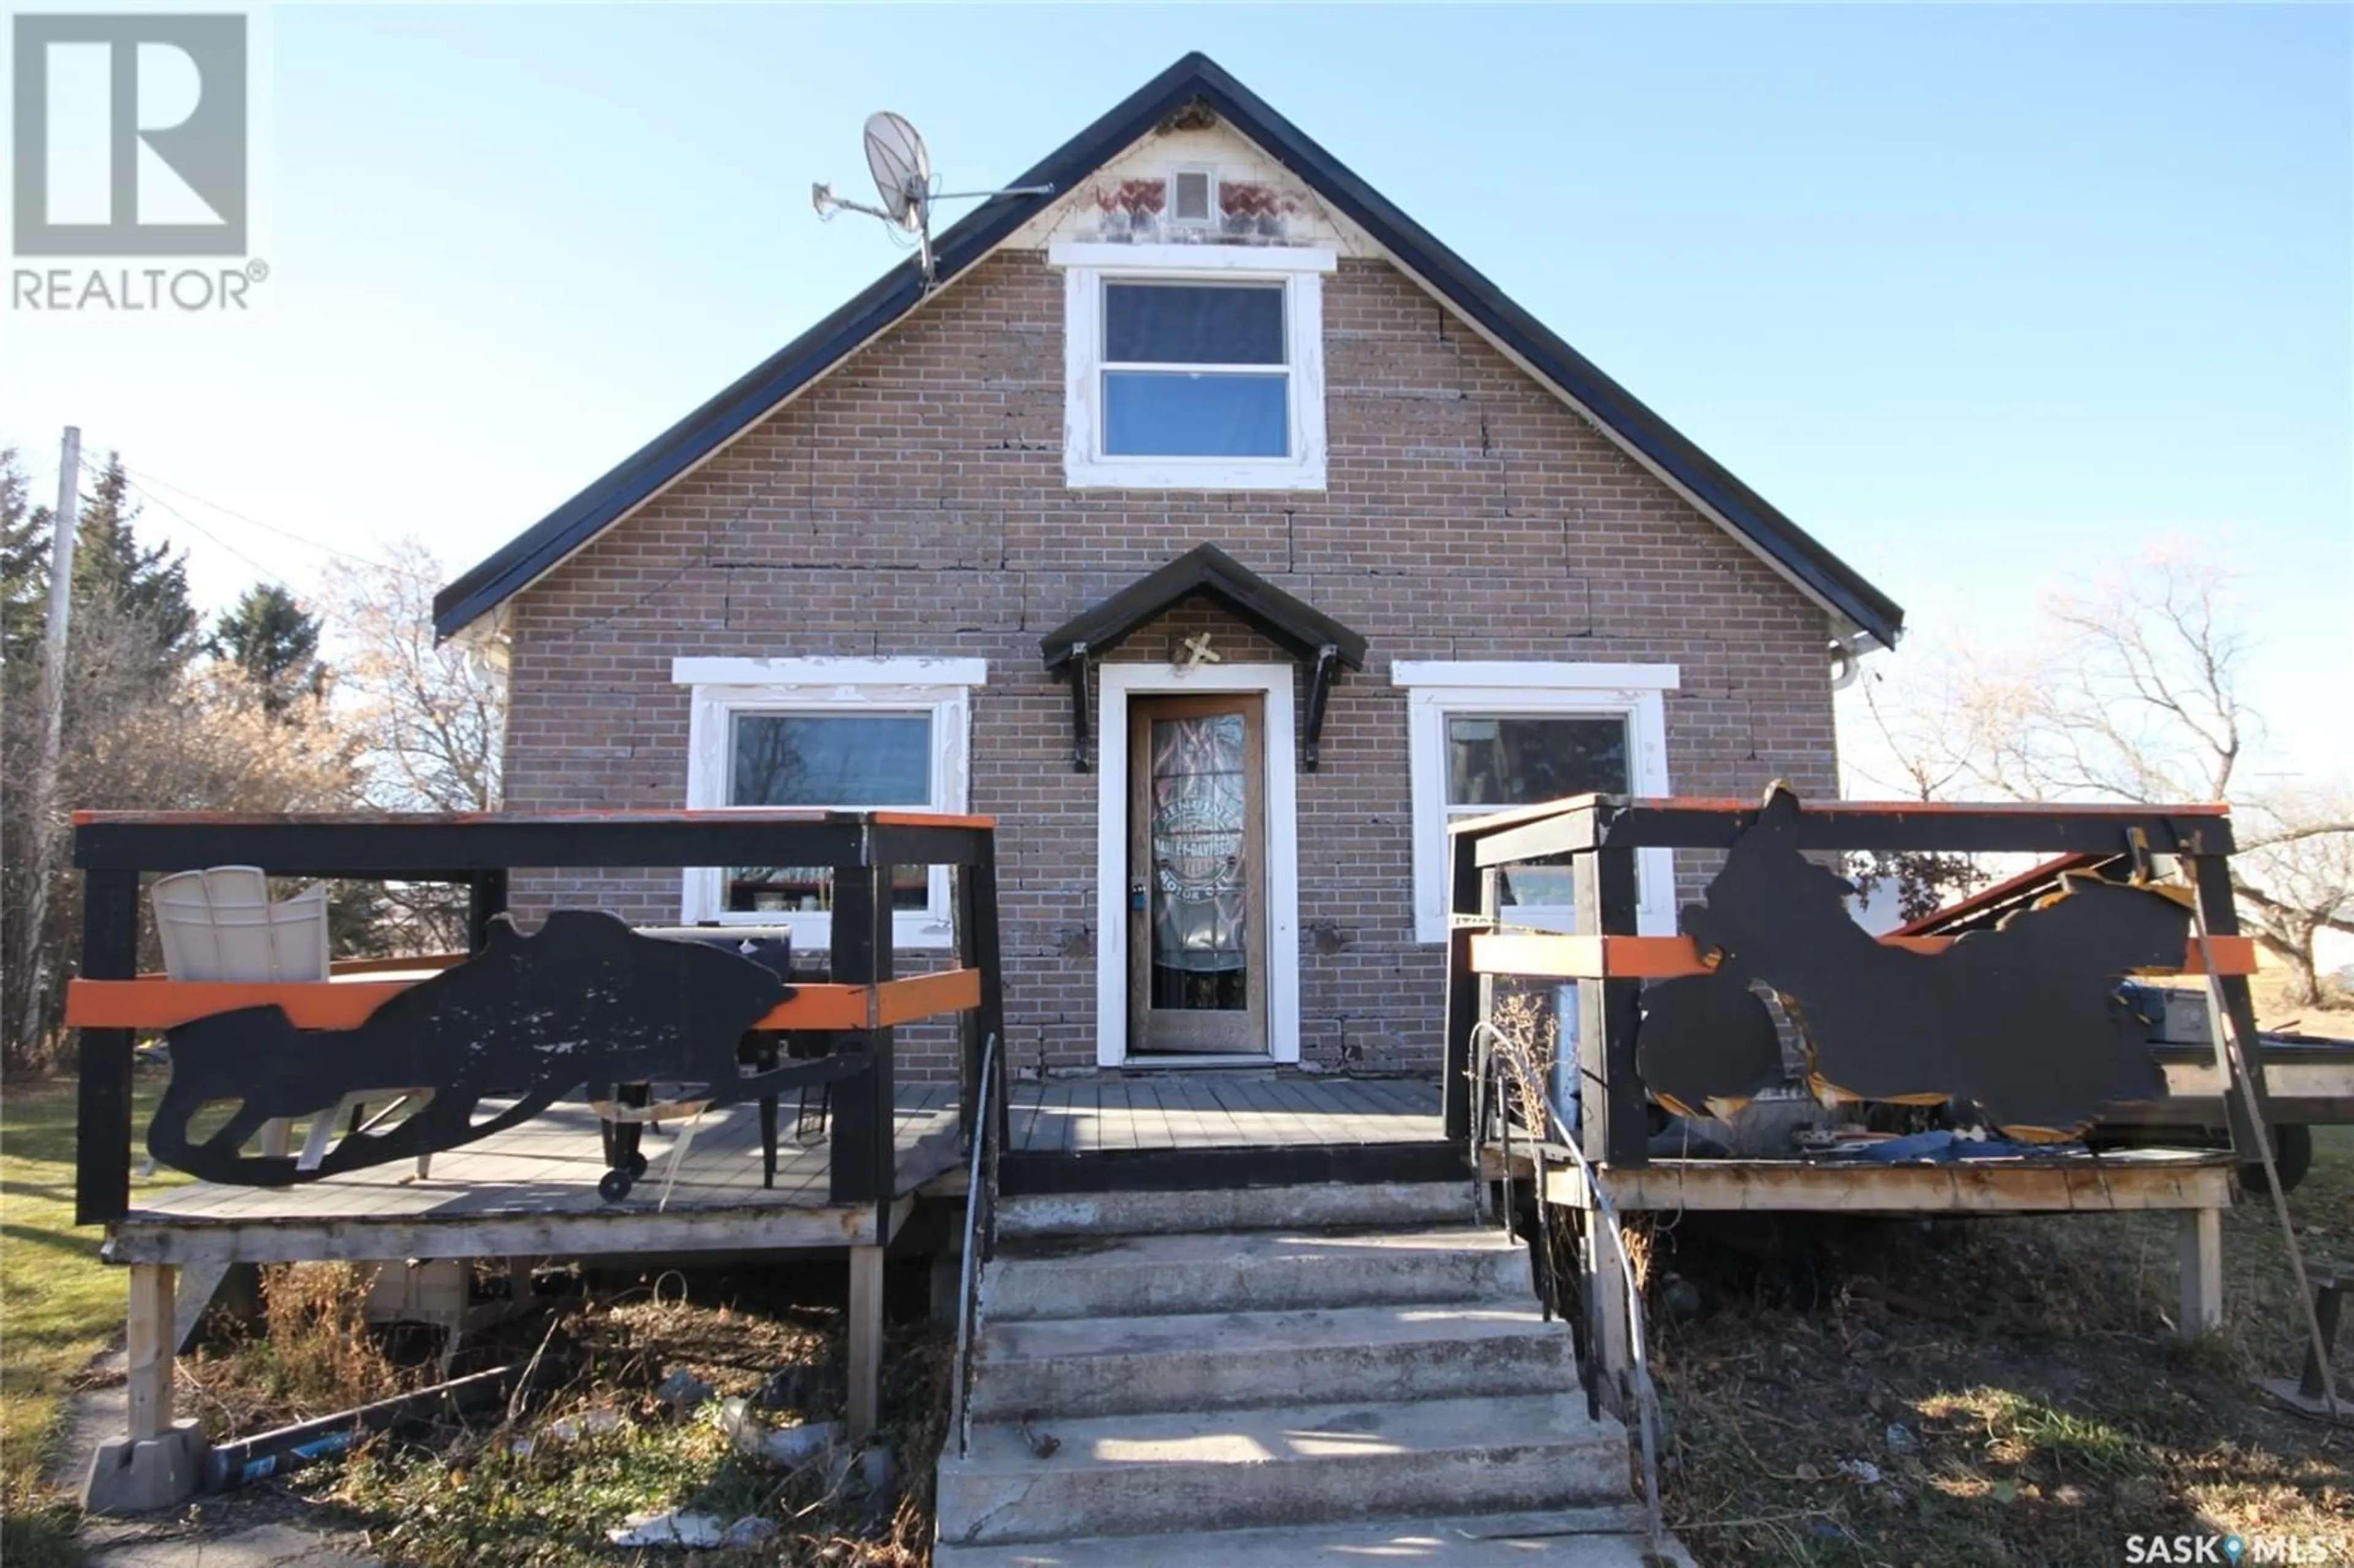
996,1181,1472,1240
937,1392,1628,1547
985,1225,1531,1321
934,1507,1693,1566
970,1300,1576,1420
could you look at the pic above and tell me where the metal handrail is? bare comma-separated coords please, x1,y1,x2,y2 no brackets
1472,1022,1666,1555
948,1030,999,1460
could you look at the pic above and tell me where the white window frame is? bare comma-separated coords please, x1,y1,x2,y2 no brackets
1050,241,1334,492
674,657,985,950
1393,661,1681,944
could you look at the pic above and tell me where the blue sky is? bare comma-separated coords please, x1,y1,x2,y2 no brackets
5,3,2348,778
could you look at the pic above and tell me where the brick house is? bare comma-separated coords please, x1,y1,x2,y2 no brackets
434,53,1904,1084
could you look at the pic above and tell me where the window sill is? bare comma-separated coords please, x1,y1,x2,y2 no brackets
1063,455,1328,492
695,911,957,953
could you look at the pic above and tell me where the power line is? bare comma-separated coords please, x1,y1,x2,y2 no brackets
108,458,436,581
93,458,284,584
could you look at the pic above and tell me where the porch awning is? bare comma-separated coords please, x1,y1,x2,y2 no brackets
1038,544,1368,773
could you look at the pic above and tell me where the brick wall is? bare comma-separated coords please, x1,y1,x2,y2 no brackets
500,253,1843,1081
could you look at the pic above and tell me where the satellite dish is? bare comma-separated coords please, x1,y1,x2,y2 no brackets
811,110,1055,290
863,112,932,230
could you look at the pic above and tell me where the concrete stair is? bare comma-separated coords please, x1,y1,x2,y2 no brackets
932,1508,1688,1566
936,1182,1680,1564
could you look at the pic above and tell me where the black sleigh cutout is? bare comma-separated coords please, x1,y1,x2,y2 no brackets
1634,785,2185,1140
149,909,863,1187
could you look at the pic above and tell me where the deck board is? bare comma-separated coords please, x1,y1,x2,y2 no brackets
116,1073,1445,1263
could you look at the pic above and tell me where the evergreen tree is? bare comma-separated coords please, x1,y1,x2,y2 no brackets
0,449,52,672
209,582,327,714
70,454,197,682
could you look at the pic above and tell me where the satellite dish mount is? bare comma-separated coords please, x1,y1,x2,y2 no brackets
812,111,1054,289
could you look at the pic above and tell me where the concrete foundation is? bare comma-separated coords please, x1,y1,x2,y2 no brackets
81,1419,205,1515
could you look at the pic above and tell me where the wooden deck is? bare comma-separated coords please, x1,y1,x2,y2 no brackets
111,1074,1445,1265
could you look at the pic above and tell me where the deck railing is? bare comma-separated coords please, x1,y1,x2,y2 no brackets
948,1028,1002,1460
1472,1020,1664,1554
64,809,1005,1235
1442,792,2271,1171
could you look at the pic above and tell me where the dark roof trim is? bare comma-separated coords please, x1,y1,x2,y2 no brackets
436,53,1904,647
1040,544,1367,670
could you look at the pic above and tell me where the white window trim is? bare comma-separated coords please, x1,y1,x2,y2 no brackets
1095,661,1301,1068
674,657,986,950
1392,661,1680,944
1049,242,1335,492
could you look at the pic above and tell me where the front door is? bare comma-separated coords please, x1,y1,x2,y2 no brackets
1129,694,1268,1056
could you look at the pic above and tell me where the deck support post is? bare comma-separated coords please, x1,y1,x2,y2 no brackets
1442,832,1482,1143
847,1243,885,1442
829,836,896,1220
128,1263,175,1439
2178,1205,2224,1338
1582,1207,1633,1418
1574,842,1648,1168
84,1263,203,1513
75,867,142,1226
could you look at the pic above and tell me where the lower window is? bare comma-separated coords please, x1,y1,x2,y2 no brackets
676,658,985,946
1395,662,1681,943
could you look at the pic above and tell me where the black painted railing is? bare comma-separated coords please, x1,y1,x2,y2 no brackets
66,809,1005,1239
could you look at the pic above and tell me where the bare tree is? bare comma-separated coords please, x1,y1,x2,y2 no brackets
319,538,503,813
1,595,365,1065
318,538,506,951
2233,788,2354,1007
1851,547,2353,1002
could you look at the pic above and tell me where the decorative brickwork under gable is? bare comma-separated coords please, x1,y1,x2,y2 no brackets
500,253,1841,1080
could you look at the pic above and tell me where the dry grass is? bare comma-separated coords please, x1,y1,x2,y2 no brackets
1648,1129,2354,1564
313,1276,955,1567
179,1264,412,1442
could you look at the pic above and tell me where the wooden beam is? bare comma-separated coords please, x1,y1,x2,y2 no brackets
65,970,984,1033
1468,931,2259,981
107,1201,890,1266
1500,1151,2237,1214
847,1244,885,1442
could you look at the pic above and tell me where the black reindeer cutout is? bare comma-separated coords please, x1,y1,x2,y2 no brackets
150,909,857,1187
1636,784,2185,1139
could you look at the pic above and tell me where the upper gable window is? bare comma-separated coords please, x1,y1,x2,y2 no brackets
1051,242,1335,491
1103,281,1287,457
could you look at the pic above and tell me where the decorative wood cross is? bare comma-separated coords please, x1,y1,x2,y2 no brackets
1177,632,1221,671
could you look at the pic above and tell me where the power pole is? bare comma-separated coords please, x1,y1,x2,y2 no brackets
15,425,82,1061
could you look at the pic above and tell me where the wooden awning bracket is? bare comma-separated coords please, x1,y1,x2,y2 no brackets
1065,642,1091,774
1302,644,1341,773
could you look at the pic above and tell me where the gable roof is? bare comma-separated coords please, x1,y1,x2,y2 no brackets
1040,544,1367,671
435,52,1905,648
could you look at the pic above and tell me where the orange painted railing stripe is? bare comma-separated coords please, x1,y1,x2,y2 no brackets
1446,796,2232,834
70,807,998,828
65,969,985,1033
1469,932,2259,981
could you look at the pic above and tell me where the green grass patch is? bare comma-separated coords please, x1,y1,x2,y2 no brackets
1,1074,183,1509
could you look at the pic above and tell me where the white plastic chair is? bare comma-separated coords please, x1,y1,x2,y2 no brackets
152,867,329,985
151,867,426,1174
